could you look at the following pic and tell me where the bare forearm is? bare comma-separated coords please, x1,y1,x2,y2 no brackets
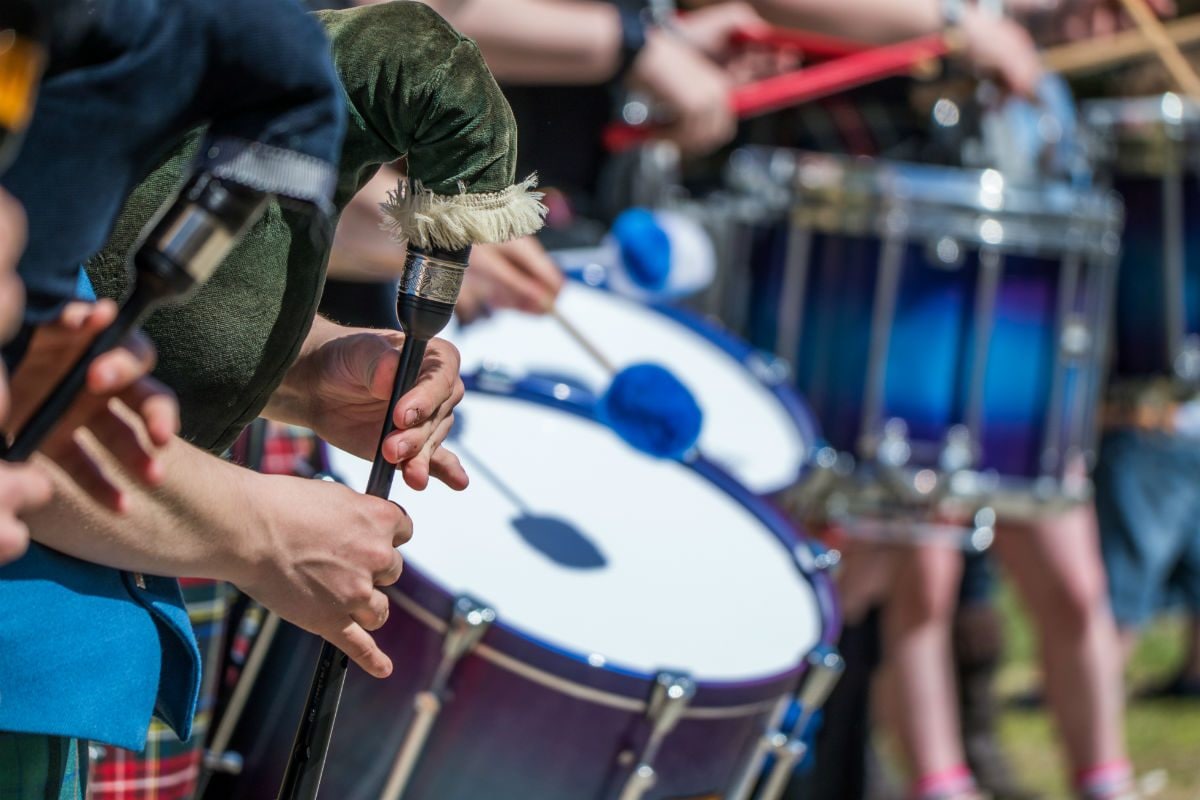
426,0,623,84
26,437,265,583
746,0,942,42
325,167,409,283
259,313,348,430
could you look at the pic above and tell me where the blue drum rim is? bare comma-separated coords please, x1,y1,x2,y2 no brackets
381,372,840,711
561,272,821,494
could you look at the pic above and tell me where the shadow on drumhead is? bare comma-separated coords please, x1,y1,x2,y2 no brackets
454,412,609,570
510,513,608,570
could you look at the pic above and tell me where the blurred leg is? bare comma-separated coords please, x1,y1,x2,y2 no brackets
881,543,966,784
993,505,1127,777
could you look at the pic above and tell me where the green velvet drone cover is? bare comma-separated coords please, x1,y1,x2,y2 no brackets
87,2,544,453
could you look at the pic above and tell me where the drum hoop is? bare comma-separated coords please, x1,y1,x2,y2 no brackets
727,147,1124,255
385,586,788,719
380,378,841,702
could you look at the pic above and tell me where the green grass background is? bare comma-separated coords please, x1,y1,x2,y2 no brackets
996,587,1200,799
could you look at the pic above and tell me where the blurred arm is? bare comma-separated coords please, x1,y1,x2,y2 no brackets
421,0,623,83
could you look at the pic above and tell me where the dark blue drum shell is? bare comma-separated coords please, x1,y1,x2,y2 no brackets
743,224,1093,480
1112,173,1200,378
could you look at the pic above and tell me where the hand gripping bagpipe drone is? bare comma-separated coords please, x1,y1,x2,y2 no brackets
1,0,347,459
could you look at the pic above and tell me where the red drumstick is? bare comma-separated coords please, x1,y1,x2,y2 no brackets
603,33,952,152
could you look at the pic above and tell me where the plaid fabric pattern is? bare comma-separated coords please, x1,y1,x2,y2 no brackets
259,423,321,477
0,734,86,800
86,581,231,800
87,422,320,800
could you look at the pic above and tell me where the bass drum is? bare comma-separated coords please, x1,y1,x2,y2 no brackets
207,377,840,800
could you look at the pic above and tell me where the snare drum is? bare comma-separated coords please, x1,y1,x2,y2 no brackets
724,148,1123,520
207,379,840,800
1084,94,1200,384
449,280,817,496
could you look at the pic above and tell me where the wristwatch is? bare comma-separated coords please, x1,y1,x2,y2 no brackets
940,0,968,27
614,3,651,84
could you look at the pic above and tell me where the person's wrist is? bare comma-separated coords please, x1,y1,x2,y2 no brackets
221,468,280,587
941,0,971,27
614,3,653,84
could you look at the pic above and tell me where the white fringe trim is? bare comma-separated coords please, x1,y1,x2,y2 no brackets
379,174,547,250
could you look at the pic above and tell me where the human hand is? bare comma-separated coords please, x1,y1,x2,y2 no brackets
628,30,737,155
0,188,27,345
1010,0,1174,41
0,461,52,564
958,7,1043,98
286,324,467,491
0,187,50,564
9,300,180,510
235,473,410,678
672,1,771,62
457,237,565,322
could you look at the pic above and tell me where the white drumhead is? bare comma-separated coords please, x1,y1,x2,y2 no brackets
325,392,822,682
448,282,809,494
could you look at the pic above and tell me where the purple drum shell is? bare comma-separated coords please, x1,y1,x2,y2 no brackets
208,383,839,800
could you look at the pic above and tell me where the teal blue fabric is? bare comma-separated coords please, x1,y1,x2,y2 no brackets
0,544,198,751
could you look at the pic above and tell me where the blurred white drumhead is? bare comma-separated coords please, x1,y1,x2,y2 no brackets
325,392,821,682
448,282,809,494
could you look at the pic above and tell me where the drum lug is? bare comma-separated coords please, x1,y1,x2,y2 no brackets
726,696,792,800
380,594,496,800
745,350,791,387
441,595,497,666
938,425,977,474
872,418,911,469
1174,335,1200,383
202,750,244,776
617,671,696,800
792,539,840,575
753,648,845,800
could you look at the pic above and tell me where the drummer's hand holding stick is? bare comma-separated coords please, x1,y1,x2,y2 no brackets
605,1,1043,150
2,175,263,510
458,236,620,373
456,237,565,323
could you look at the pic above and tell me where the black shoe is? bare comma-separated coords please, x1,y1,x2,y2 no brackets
1135,674,1200,701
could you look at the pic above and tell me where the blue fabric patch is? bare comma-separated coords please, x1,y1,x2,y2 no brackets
612,208,671,291
75,268,96,302
598,363,702,460
0,545,198,750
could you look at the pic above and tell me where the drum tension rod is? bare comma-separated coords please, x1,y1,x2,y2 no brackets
755,648,845,800
379,595,496,800
617,672,697,800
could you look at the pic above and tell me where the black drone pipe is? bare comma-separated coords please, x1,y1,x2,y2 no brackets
3,174,267,461
276,244,470,800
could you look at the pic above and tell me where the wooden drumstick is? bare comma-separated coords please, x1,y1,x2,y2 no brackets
1115,0,1200,99
549,306,618,374
1042,14,1200,76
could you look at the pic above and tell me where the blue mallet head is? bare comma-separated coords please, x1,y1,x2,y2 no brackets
612,208,671,291
598,363,703,460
